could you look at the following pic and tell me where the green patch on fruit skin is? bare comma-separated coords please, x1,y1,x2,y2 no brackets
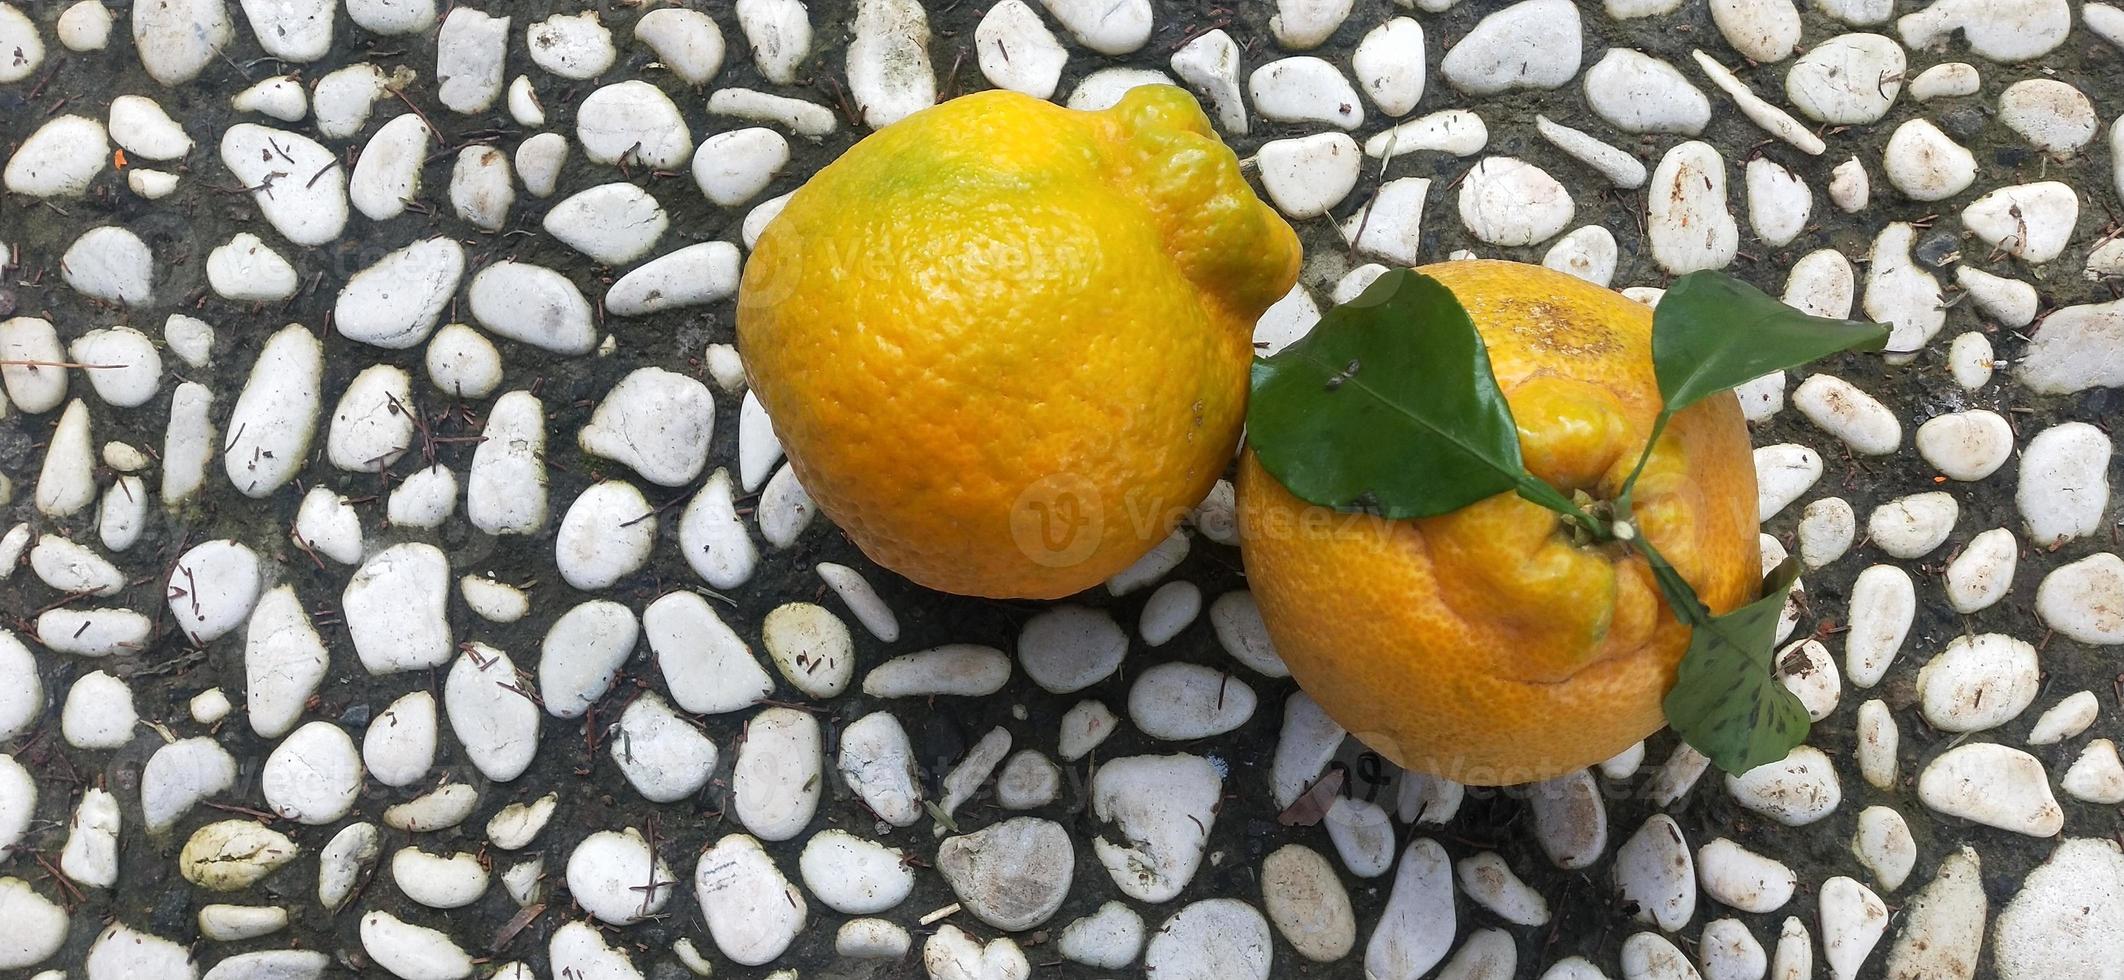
1245,267,1888,774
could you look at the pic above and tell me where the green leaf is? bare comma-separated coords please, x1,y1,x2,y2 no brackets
1662,557,1811,774
1652,271,1892,415
1246,269,1526,520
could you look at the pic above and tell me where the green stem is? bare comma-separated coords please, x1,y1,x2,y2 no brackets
1513,477,1609,539
1629,531,1711,627
1614,410,1674,516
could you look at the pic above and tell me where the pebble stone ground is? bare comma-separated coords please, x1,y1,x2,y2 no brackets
0,0,2120,977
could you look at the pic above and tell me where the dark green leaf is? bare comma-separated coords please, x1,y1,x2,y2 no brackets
1662,557,1811,774
1246,269,1526,520
1652,271,1892,415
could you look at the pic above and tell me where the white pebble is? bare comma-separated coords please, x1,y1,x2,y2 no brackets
364,691,437,788
1917,742,2063,836
349,114,431,221
436,7,509,113
732,707,820,841
693,834,807,966
1128,662,1255,739
1692,49,1826,154
1786,32,1903,122
1784,248,1856,318
1059,699,1119,760
1948,331,1994,388
847,0,934,128
222,323,322,497
1439,0,1582,95
1341,177,1430,267
1711,0,1802,62
4,116,107,198
1584,49,1708,134
394,847,490,910
1461,156,1574,247
567,828,674,924
1092,754,1221,902
59,788,119,889
736,0,811,82
344,543,452,673
141,737,237,834
1528,769,1606,869
1944,527,2017,613
1019,605,1128,693
801,829,912,915
1059,900,1146,969
1916,409,2011,481
1647,141,1737,273
219,124,345,245
1169,29,1247,133
1992,837,2124,977
1745,158,1810,247
232,74,307,121
425,323,500,398
2036,552,2124,645
707,88,837,138
837,920,911,959
514,132,567,198
262,721,361,824
1754,443,1820,520
693,128,787,207
2027,690,2099,744
578,80,693,167
1882,118,1975,201
445,643,541,782
1258,132,1360,219
1536,115,1648,189
1998,78,2097,155
360,911,470,980
1354,17,1425,116
1250,57,1364,129
1367,838,1456,978
763,602,853,698
1142,900,1272,980
1818,876,1889,980
1696,838,1795,913
835,711,924,826
1039,0,1150,54
1867,491,1957,558
1961,181,2077,264
133,0,232,85
57,2,112,51
2061,739,2124,804
1726,746,1842,826
1851,806,1915,890
61,226,153,307
448,145,513,231
1909,61,1979,100
382,783,478,834
1616,814,1697,930
579,367,715,486
1364,108,1489,159
1883,847,1985,979
61,670,135,749
1828,157,1870,212
1793,374,1899,455
2017,422,2111,546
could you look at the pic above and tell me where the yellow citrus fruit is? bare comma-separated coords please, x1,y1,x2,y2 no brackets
1236,260,1761,785
738,87,1300,599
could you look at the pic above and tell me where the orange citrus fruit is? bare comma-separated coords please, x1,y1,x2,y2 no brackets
1236,260,1761,785
739,86,1299,599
